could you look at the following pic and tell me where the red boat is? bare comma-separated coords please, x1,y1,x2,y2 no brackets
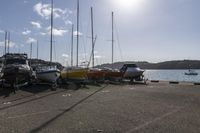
101,67,124,81
87,68,105,81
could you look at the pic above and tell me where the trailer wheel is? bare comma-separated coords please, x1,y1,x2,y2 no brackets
51,82,57,91
57,77,63,85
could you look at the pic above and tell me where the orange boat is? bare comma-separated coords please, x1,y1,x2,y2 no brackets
87,68,105,81
101,67,124,81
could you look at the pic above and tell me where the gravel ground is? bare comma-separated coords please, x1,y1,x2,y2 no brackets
0,82,200,133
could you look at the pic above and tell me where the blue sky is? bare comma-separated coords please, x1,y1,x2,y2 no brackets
0,0,200,66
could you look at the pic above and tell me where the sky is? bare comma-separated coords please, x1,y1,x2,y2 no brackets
0,0,200,66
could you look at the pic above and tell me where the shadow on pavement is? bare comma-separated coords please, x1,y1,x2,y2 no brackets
30,84,108,133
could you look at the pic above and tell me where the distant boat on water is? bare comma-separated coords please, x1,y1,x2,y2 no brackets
185,69,198,76
184,64,198,76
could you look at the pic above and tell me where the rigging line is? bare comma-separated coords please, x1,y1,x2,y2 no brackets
79,18,88,63
98,15,111,64
103,16,112,42
84,9,93,62
114,20,123,61
87,35,97,68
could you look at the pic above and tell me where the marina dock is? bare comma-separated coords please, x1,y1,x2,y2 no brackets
0,81,200,132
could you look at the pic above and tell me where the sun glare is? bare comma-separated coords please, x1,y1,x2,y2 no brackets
114,0,145,12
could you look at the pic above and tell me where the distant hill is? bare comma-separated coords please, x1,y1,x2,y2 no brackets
96,60,200,69
1,55,200,70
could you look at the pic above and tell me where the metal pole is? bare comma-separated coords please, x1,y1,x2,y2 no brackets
50,0,53,62
37,40,39,59
91,7,94,68
71,24,74,66
4,31,7,55
112,12,114,69
76,0,79,67
30,43,32,59
8,32,10,53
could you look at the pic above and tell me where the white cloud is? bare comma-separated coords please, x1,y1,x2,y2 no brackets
31,21,41,28
33,2,71,20
0,30,4,34
22,29,31,35
52,29,67,36
73,31,83,36
94,51,98,54
40,32,47,36
26,37,37,43
93,51,103,59
34,3,50,19
24,0,28,4
62,54,69,58
64,20,72,25
94,55,102,59
46,26,67,36
0,41,16,48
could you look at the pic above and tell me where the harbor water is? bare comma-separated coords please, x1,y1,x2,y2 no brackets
144,69,200,82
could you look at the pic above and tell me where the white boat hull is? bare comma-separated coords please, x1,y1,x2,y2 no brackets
37,70,60,83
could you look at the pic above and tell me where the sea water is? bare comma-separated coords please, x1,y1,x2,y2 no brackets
144,69,200,82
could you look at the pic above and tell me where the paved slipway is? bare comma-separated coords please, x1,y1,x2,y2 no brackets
0,82,200,133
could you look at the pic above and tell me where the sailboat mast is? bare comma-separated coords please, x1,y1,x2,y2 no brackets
7,32,10,53
71,24,74,66
76,0,79,67
91,7,94,68
37,40,39,59
30,42,32,59
112,12,114,69
50,0,53,62
4,31,7,55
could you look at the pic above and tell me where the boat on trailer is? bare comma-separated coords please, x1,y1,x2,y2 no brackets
87,68,105,82
1,53,34,88
101,67,123,81
35,65,60,87
120,63,145,82
60,67,88,84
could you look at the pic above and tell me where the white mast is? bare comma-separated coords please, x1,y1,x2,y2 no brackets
111,12,114,69
71,24,74,66
91,7,94,68
50,0,53,62
76,0,80,67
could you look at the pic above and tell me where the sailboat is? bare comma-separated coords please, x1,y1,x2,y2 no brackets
185,66,198,75
35,0,60,86
102,12,123,81
60,0,88,84
185,69,198,76
86,7,105,82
